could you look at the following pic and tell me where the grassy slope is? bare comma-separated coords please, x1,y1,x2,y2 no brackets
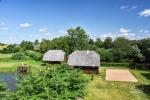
85,67,150,100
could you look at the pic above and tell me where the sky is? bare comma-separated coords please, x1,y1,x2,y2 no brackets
0,0,150,44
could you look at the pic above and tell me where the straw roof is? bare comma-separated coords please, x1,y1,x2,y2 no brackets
43,50,65,61
68,50,100,67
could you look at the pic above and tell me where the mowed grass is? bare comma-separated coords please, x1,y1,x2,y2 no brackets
85,67,150,100
0,53,43,72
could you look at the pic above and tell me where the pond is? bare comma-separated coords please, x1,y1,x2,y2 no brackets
0,72,17,90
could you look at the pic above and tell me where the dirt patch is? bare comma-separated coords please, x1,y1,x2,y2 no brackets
105,69,138,82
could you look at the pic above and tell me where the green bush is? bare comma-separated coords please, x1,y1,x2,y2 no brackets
96,48,113,62
101,62,129,67
25,50,42,61
11,52,27,60
10,64,89,99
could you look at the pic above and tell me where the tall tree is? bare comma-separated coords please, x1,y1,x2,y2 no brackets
137,38,150,63
127,45,144,69
103,37,112,49
67,27,90,54
112,37,129,62
95,38,103,48
20,40,34,50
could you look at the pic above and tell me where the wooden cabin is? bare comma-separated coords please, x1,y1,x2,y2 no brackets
43,50,66,64
68,50,100,74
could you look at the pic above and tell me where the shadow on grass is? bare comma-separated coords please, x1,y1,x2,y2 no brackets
136,84,150,95
141,73,150,80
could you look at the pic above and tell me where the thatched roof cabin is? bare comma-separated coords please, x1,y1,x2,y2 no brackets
68,50,100,74
43,50,65,63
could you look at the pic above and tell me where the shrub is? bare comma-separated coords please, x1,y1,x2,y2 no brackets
11,64,89,99
11,52,27,60
96,48,113,62
25,50,42,61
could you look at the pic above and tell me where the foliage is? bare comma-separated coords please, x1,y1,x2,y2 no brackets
127,45,144,63
25,50,42,61
95,38,103,48
103,37,112,49
66,27,90,54
137,38,150,63
0,27,149,67
0,81,7,98
1,44,20,53
10,64,89,99
11,52,27,60
20,40,34,50
112,37,130,62
96,48,113,62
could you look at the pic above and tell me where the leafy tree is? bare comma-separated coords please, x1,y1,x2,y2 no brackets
88,38,96,50
95,38,103,48
127,45,144,69
103,37,112,49
33,40,40,51
20,40,34,50
96,48,113,62
137,38,150,63
67,27,90,54
52,36,70,55
112,37,130,62
11,64,89,99
39,39,52,53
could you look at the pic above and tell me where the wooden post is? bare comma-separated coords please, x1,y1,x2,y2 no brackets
91,74,94,80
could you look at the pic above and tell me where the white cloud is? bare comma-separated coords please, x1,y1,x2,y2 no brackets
131,6,137,10
139,9,150,17
39,28,49,33
120,5,137,10
20,23,32,29
120,28,131,33
1,27,8,31
0,22,8,31
144,30,149,33
139,29,143,33
45,32,51,36
119,28,135,37
0,22,5,26
120,5,128,9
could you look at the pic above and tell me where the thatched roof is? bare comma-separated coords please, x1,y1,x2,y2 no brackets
68,50,100,67
43,50,65,61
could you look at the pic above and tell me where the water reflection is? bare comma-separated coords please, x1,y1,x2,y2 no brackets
0,72,17,90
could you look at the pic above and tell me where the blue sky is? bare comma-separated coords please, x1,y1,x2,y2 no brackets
0,0,150,44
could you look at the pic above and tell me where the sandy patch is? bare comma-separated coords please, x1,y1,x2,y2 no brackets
105,69,138,82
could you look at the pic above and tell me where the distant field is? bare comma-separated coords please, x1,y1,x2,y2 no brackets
0,45,7,50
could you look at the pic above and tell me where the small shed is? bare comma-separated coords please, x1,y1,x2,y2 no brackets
68,50,100,74
43,50,66,64
17,63,30,73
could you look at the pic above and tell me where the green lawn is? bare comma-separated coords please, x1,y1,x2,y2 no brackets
85,67,150,100
0,53,149,99
0,53,43,72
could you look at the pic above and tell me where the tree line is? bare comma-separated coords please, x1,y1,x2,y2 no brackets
1,27,150,69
